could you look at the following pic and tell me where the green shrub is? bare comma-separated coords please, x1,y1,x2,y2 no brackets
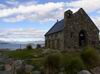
31,58,44,70
36,44,41,49
44,53,61,74
81,46,100,69
63,53,85,74
26,44,33,50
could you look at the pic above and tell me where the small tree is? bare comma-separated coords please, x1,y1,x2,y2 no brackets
26,44,32,50
36,44,41,49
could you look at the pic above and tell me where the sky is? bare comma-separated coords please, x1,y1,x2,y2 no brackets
0,0,99,42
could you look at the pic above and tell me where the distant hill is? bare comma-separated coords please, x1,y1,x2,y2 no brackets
0,40,9,44
0,40,45,50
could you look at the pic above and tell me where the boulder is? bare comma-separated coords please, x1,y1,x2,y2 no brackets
90,67,100,74
5,64,12,71
77,70,91,74
14,60,23,69
32,71,41,74
25,65,33,73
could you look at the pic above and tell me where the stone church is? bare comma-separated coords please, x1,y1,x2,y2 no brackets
45,8,99,50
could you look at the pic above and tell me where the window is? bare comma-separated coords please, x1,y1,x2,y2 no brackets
57,39,60,49
79,30,87,47
71,32,73,38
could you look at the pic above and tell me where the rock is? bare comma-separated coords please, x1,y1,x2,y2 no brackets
14,60,23,69
5,64,12,71
14,60,23,65
77,70,91,74
90,67,100,74
0,71,11,74
25,65,33,73
32,71,41,74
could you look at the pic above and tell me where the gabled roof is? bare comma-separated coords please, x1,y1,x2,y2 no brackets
45,8,99,36
45,19,64,35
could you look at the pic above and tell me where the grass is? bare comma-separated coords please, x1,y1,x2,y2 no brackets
2,46,100,73
5,50,34,59
4,49,43,59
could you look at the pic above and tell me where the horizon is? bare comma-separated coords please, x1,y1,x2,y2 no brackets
0,0,99,42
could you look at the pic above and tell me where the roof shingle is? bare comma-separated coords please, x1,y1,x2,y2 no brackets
45,19,64,35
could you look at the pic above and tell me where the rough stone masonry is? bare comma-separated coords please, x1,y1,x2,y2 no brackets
45,8,99,51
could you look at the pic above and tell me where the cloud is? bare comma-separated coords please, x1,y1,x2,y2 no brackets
0,2,65,17
0,0,99,42
0,28,46,42
97,10,100,14
6,0,19,5
1,2,67,22
91,16,100,30
0,0,99,23
0,4,7,9
3,15,25,22
68,0,100,12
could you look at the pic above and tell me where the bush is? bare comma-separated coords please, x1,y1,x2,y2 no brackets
36,44,41,49
26,44,33,49
44,53,61,74
81,46,100,69
63,53,85,74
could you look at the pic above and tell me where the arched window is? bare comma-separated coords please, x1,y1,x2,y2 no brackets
79,30,87,47
71,32,73,38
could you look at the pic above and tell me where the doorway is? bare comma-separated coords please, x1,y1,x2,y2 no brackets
79,30,87,47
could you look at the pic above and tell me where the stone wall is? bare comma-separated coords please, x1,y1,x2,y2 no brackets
45,8,99,51
45,31,64,50
64,8,99,50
